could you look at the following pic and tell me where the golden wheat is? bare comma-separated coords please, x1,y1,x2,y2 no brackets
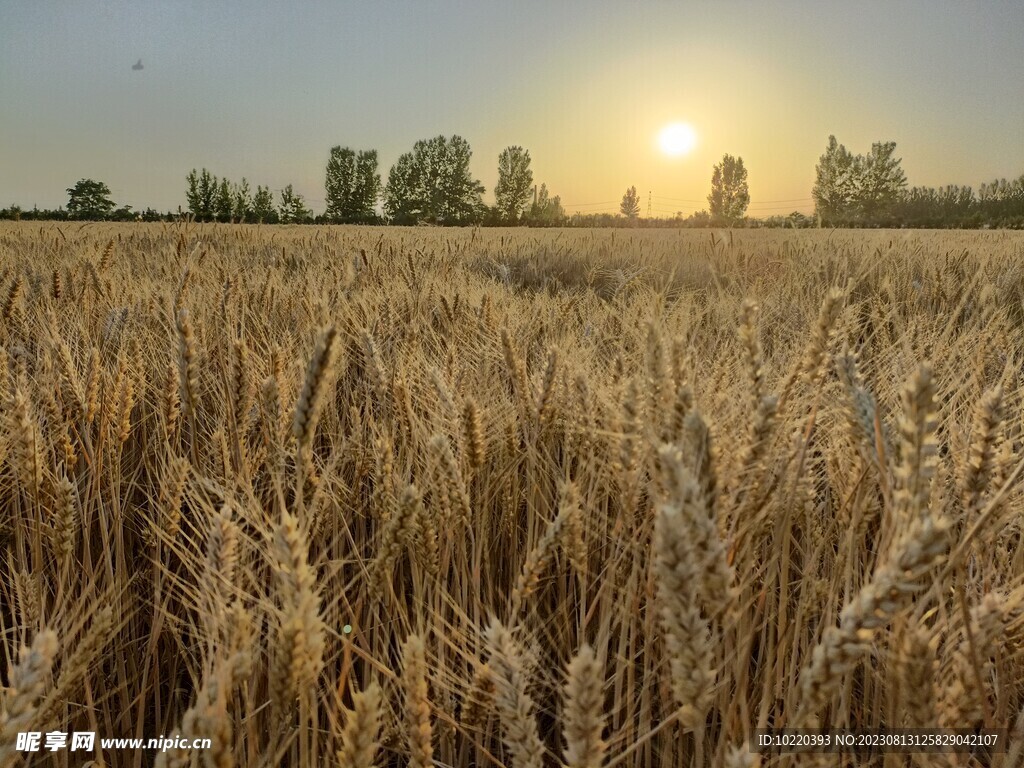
1,223,1023,766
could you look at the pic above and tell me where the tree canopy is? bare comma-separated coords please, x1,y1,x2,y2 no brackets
66,179,116,220
494,146,533,224
854,141,907,223
232,178,252,222
708,155,749,225
620,186,640,219
215,178,233,222
185,169,217,221
813,137,907,225
812,136,859,226
278,185,312,224
252,185,277,223
325,147,381,223
524,183,565,226
384,135,485,225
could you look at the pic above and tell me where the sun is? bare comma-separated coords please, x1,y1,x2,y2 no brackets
658,122,697,157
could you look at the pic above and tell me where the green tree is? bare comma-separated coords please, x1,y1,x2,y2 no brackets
384,135,485,225
812,135,859,226
185,168,217,221
433,135,484,224
383,151,424,225
707,154,749,225
978,175,1024,225
109,205,136,222
252,185,277,223
215,177,233,222
853,141,907,223
278,185,312,224
353,150,382,223
894,185,976,228
325,146,381,223
325,146,356,221
66,179,116,220
620,186,640,219
525,183,564,226
232,178,252,222
494,146,533,224
186,170,200,218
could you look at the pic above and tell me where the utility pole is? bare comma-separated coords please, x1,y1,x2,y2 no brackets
647,190,652,218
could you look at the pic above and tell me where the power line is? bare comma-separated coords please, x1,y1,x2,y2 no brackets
744,204,815,211
647,206,812,214
556,194,815,217
653,194,814,205
744,197,813,204
651,195,706,204
561,195,814,209
564,204,808,215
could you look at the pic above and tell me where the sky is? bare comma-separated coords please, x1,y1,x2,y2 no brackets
2,0,1023,217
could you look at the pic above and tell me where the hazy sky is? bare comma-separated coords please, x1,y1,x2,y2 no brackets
2,0,1023,216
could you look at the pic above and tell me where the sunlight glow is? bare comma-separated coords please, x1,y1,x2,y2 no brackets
658,122,697,157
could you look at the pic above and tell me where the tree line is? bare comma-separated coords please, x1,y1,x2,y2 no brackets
176,138,565,227
812,135,1024,228
2,134,1022,228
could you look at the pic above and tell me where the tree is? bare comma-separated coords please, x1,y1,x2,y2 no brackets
978,175,1024,225
433,135,485,224
853,141,907,223
215,178,233,222
620,186,640,219
895,185,976,228
525,183,565,226
494,146,533,224
383,135,485,225
813,137,908,226
232,178,252,222
812,135,859,226
707,154,749,225
384,151,424,224
252,185,277,223
186,170,200,218
185,168,217,221
325,146,355,221
66,179,115,220
325,146,381,223
278,185,312,224
353,150,382,223
109,205,136,222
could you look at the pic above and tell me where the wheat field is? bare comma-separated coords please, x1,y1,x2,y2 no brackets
2,221,1024,767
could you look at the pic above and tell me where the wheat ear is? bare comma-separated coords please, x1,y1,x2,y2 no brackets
337,682,383,768
402,634,433,768
0,630,59,767
563,644,606,768
484,618,546,768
